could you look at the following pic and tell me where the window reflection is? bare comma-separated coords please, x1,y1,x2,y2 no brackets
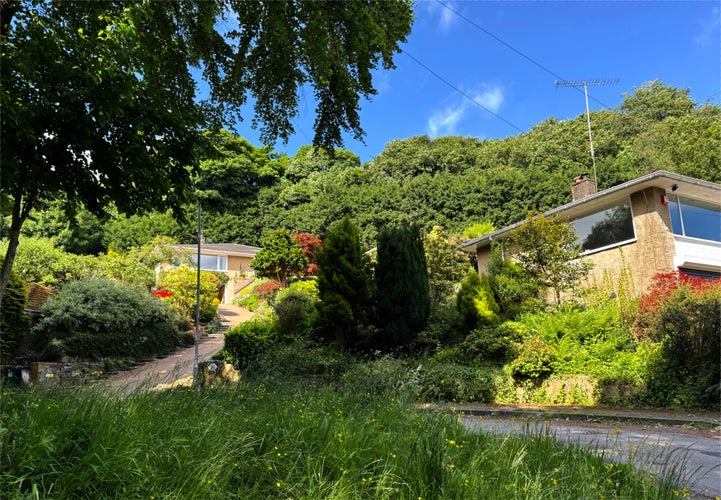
668,194,721,242
572,201,636,253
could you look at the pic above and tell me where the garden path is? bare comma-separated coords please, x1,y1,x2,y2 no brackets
108,303,252,394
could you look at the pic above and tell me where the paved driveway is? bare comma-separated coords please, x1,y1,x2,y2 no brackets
463,416,721,499
109,304,252,394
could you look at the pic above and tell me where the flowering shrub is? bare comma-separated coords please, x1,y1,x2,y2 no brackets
157,266,221,323
152,289,173,299
634,271,721,338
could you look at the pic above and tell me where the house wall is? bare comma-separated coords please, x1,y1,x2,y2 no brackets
581,187,675,295
228,255,253,274
475,187,677,298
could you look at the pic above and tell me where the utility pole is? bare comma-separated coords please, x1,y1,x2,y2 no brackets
555,79,618,184
193,198,202,389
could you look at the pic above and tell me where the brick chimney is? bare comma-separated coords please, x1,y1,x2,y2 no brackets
571,173,597,201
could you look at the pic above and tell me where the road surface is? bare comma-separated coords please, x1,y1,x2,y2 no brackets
463,415,721,499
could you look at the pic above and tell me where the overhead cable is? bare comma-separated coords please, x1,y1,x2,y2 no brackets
435,0,612,109
402,50,524,133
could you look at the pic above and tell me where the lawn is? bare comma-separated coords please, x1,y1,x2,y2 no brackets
1,380,682,499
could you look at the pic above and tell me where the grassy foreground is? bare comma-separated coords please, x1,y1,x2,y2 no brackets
1,382,681,499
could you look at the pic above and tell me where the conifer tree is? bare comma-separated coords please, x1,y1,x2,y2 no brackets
315,217,369,351
376,222,430,348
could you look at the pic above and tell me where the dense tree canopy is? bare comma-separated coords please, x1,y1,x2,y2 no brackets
0,0,413,302
5,80,718,287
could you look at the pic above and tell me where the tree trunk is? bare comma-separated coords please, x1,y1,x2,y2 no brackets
0,185,35,305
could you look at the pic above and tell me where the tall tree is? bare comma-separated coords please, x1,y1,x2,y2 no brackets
251,229,308,286
0,0,413,303
507,213,592,305
376,222,430,348
423,226,469,307
315,216,369,352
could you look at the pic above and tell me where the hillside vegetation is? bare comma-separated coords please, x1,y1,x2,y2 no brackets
8,81,718,251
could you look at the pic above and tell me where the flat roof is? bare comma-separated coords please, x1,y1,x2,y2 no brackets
461,170,721,253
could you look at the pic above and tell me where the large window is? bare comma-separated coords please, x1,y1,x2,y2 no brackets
572,201,636,253
192,254,228,271
668,194,721,242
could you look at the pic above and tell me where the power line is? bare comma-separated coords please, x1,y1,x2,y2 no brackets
402,50,524,133
435,0,612,109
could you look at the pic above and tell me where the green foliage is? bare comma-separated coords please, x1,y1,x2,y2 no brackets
251,229,308,285
0,258,29,361
376,222,431,348
157,266,221,323
487,243,542,318
423,226,469,306
644,284,721,408
508,212,592,305
509,334,555,379
0,237,65,286
461,322,526,363
1,381,678,499
620,80,695,122
272,281,319,340
32,278,180,360
461,221,496,239
223,318,277,370
315,217,370,351
456,268,500,332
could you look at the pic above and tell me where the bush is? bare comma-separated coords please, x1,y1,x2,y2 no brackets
273,281,318,340
456,268,499,332
0,258,30,361
223,318,277,369
509,334,555,379
32,278,181,360
158,266,221,323
247,340,354,384
415,361,497,403
461,322,526,363
643,284,721,408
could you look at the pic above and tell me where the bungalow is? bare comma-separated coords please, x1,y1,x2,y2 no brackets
461,170,721,297
162,243,261,303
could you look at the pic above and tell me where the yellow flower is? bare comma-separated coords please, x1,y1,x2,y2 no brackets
391,453,397,459
276,482,281,488
552,478,558,485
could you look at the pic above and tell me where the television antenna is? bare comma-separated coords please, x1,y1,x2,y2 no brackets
555,79,618,184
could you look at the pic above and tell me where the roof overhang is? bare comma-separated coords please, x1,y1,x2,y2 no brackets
461,170,721,253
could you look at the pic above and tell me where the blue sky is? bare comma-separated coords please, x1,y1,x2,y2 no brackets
230,1,720,164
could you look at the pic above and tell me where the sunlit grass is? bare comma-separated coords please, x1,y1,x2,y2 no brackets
1,382,682,499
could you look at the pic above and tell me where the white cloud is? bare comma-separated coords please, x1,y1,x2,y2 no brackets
427,84,505,137
426,1,458,33
694,6,720,46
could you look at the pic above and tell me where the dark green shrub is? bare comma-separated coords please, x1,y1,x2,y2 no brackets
0,259,30,362
248,340,354,383
273,281,318,340
416,361,496,403
32,278,180,360
315,216,370,352
223,318,276,369
461,323,521,362
426,301,463,346
509,334,555,379
375,222,430,348
644,284,721,409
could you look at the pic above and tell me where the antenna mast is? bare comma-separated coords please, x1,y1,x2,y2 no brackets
555,78,618,184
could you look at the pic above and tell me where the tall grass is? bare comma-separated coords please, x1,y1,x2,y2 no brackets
1,382,680,499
